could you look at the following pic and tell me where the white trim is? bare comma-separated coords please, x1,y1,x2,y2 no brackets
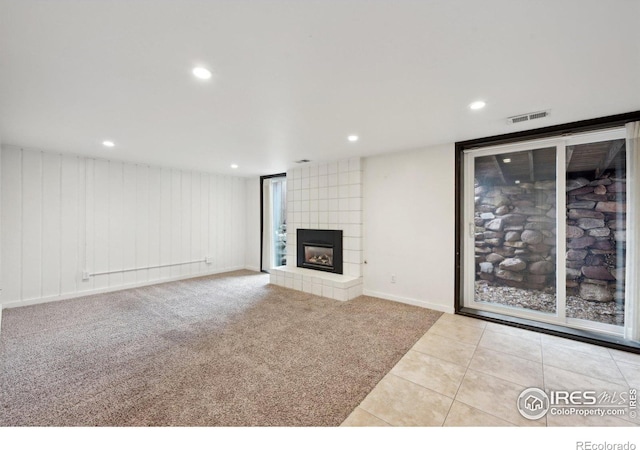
462,151,476,308
463,128,626,155
566,317,624,337
464,136,565,157
471,299,559,323
555,141,567,322
0,304,3,335
470,299,623,336
625,121,640,341
363,289,455,314
0,266,247,310
565,127,626,146
244,265,261,272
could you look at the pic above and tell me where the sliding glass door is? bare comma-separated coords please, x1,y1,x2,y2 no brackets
463,128,628,336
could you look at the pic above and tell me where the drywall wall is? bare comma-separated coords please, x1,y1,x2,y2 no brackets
362,144,456,313
244,177,261,272
0,146,247,308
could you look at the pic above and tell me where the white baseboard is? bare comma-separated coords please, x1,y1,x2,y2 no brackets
244,265,261,272
0,303,3,335
363,289,454,314
0,266,248,310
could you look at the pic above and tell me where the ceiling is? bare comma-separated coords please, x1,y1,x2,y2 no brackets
1,0,639,177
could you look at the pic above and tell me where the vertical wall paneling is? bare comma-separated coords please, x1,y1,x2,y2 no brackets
230,177,237,267
210,175,218,270
61,155,80,294
235,177,243,267
0,148,248,306
93,159,110,290
81,158,94,292
180,171,192,277
191,172,202,274
159,168,172,280
201,174,210,272
122,163,137,285
21,150,43,300
244,177,261,271
170,169,181,278
41,152,61,298
108,161,124,287
223,176,232,269
230,177,236,265
1,148,22,301
233,178,242,267
217,176,226,272
135,165,150,283
147,166,161,281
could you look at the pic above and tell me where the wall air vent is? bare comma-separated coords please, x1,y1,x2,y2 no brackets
507,110,550,125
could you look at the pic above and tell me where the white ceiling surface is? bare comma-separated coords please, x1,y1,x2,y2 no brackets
1,1,639,177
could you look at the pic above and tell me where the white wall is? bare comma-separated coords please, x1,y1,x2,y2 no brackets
0,146,247,308
362,144,455,313
244,177,261,272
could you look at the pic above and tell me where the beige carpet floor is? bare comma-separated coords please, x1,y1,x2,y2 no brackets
0,270,441,426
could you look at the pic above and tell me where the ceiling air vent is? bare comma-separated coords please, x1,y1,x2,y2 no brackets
507,110,550,125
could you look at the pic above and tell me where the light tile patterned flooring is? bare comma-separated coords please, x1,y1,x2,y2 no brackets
341,313,640,427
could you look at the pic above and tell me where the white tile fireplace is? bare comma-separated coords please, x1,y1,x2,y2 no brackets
269,157,363,301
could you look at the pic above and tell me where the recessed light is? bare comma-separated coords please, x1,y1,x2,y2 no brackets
514,180,520,184
230,164,238,169
469,101,486,110
503,158,511,163
192,67,212,80
102,140,115,148
347,135,359,142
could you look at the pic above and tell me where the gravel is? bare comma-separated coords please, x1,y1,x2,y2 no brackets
474,281,624,326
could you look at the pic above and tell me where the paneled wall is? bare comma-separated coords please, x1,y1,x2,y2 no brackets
1,146,247,307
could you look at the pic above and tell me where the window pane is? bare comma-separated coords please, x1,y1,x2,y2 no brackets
565,139,626,325
474,147,557,314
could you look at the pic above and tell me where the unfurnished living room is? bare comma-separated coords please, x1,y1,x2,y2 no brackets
1,0,639,443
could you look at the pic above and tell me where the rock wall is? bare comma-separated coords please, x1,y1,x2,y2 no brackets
474,181,557,291
474,176,626,302
565,176,626,303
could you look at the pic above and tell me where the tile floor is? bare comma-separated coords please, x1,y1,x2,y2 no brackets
341,313,640,427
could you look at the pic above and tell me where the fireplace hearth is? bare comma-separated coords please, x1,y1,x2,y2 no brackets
297,229,343,274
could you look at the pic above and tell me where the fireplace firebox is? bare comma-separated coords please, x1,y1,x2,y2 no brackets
297,229,343,274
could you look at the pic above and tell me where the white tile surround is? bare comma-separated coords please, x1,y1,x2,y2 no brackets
269,157,363,301
269,266,362,301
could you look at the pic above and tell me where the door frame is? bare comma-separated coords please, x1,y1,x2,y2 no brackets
259,173,286,273
462,137,567,324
